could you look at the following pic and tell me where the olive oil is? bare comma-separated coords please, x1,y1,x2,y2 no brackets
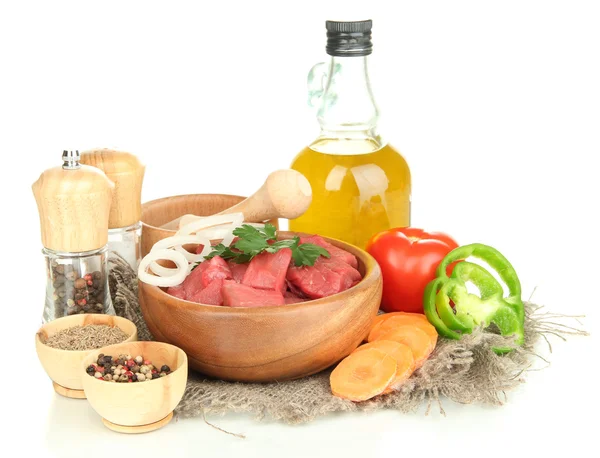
290,141,410,248
290,20,411,248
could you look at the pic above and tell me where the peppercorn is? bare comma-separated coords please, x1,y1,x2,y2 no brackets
119,375,129,382
86,365,95,374
140,365,149,375
103,355,112,363
74,278,86,289
126,354,132,360
132,365,140,373
94,371,102,379
152,373,159,380
143,360,151,366
93,271,101,280
103,374,112,381
161,365,171,373
137,373,146,382
147,364,154,371
112,374,119,381
135,355,143,365
159,372,167,377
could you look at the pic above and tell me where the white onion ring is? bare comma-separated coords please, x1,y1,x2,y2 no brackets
151,235,207,251
176,213,244,237
138,249,188,287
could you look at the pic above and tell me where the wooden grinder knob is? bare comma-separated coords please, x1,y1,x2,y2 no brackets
32,151,115,253
80,148,145,229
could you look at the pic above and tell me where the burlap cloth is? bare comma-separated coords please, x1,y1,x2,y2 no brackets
108,254,587,426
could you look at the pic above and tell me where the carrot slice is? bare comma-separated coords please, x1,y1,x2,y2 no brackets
366,312,429,342
330,348,397,402
375,326,435,369
353,340,415,392
368,315,438,345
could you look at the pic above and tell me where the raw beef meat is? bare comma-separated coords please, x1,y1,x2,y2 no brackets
228,261,248,283
166,285,186,300
188,278,224,305
286,256,359,299
300,235,358,268
222,281,285,307
242,248,292,293
201,256,232,287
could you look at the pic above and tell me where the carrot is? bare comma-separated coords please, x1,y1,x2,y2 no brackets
330,348,397,402
353,340,415,392
366,312,429,342
368,315,438,345
375,326,435,369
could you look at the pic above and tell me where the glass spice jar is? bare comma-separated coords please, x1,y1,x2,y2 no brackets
43,247,114,322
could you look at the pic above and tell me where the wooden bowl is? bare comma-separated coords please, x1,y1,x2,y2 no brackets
141,193,279,258
139,231,382,382
81,341,188,433
35,314,138,398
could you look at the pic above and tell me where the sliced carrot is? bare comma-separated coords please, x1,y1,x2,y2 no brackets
353,340,415,393
366,312,429,342
375,326,435,369
368,315,438,345
330,348,397,402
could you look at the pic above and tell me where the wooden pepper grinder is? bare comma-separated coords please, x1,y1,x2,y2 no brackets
32,150,116,323
80,148,145,269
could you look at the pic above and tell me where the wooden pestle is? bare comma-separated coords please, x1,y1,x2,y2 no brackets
160,169,312,230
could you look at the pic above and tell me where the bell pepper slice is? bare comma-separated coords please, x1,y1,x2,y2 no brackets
423,244,525,353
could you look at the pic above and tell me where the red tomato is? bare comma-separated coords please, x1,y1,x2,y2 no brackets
366,227,459,314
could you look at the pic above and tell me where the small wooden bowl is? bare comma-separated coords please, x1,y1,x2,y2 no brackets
81,341,188,433
141,193,279,258
35,314,138,398
139,232,382,382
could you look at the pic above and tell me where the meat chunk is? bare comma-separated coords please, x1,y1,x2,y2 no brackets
242,248,292,293
201,256,232,287
286,256,360,299
188,278,224,305
166,285,186,300
284,290,307,305
222,281,285,307
182,260,210,298
299,235,358,268
181,255,232,298
228,261,248,283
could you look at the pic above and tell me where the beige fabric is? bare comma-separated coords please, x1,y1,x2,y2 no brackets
108,253,586,425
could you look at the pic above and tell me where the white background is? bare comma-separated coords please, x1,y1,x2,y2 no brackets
1,1,599,457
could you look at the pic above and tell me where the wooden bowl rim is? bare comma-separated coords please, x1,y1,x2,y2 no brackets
141,232,381,315
35,314,138,355
140,192,247,233
80,341,188,389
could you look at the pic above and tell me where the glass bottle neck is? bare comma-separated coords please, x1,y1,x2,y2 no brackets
318,55,380,132
312,55,383,154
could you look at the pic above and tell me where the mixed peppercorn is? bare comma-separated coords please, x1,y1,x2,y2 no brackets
50,262,107,318
86,353,172,383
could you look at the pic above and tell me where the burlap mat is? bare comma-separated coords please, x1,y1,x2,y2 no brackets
108,254,587,426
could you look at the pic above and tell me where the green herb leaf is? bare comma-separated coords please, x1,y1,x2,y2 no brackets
203,224,329,267
291,240,331,267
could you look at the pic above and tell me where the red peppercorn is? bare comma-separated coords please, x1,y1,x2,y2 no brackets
84,274,92,280
151,369,158,374
128,379,132,383
126,359,135,367
124,371,133,377
87,280,93,286
97,366,105,373
144,360,151,365
78,298,87,306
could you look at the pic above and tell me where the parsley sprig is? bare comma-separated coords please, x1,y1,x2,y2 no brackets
204,223,330,267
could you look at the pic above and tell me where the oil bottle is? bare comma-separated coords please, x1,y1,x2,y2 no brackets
289,20,411,248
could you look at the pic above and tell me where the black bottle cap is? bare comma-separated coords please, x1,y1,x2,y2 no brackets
326,20,373,57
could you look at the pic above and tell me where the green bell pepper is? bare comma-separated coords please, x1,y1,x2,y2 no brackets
423,243,525,354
